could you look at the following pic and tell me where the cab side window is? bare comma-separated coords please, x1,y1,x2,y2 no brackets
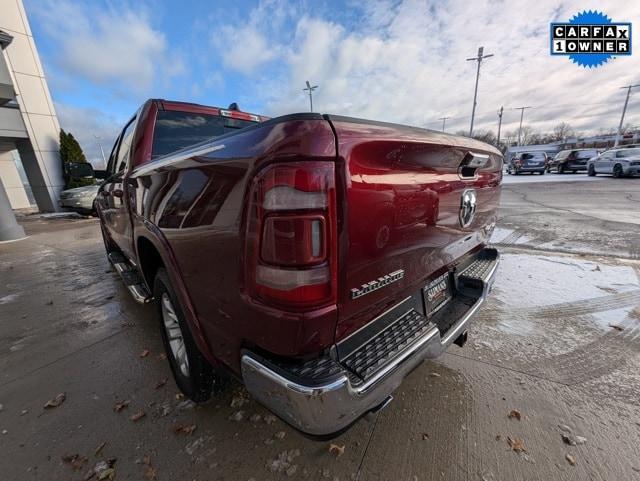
115,117,137,173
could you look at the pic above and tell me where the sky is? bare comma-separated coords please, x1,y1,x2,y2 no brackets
24,0,640,166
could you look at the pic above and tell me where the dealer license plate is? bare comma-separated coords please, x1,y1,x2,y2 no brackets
424,272,452,317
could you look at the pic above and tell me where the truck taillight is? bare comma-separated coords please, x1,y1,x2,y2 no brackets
245,162,337,308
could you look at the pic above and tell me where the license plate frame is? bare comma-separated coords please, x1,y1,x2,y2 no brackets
424,272,452,318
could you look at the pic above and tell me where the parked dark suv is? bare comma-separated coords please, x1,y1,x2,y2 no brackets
506,152,547,175
549,149,599,173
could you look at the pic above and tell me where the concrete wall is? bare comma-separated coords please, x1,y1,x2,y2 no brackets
0,142,31,208
0,0,62,212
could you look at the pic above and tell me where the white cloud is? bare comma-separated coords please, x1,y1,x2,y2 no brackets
30,1,180,92
55,103,123,169
217,26,277,75
241,0,640,137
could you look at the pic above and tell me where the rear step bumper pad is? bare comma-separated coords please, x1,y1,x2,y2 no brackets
241,248,499,436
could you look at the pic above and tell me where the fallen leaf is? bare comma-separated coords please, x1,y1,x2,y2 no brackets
44,393,66,409
142,455,151,466
172,424,196,435
130,410,146,422
157,353,167,361
429,372,441,378
575,435,587,445
97,467,115,480
62,454,88,470
422,433,429,440
143,465,157,480
508,409,522,421
507,436,526,453
94,442,107,456
561,433,576,446
609,324,624,331
495,434,502,441
566,453,576,466
274,431,286,440
154,378,168,389
113,400,130,413
139,349,150,358
175,393,184,401
329,443,345,457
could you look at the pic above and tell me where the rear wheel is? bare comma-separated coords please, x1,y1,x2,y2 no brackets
154,268,219,402
539,170,545,175
558,164,565,174
613,164,623,178
588,164,596,176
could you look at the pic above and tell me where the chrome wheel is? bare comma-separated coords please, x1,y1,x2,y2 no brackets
161,293,189,377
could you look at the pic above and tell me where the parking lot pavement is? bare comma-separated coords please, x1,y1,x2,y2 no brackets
1,178,639,481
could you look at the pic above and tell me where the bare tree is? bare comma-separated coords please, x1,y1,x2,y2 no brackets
471,130,496,145
551,122,575,141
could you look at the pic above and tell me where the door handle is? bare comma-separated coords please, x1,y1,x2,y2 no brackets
113,189,124,198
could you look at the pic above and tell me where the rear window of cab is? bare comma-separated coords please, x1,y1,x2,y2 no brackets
151,111,257,158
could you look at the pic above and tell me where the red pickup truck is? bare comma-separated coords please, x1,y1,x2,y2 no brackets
96,99,502,436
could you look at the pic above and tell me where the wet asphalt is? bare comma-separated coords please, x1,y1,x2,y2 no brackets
1,174,639,481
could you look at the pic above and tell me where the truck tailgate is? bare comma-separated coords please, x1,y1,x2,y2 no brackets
326,116,502,342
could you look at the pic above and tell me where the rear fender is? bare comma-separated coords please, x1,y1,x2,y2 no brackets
134,219,218,366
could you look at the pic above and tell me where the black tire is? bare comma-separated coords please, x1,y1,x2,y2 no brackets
558,164,565,174
588,164,596,176
154,268,217,402
613,164,623,178
539,170,545,175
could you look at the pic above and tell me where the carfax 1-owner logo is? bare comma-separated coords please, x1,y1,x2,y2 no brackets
550,10,632,68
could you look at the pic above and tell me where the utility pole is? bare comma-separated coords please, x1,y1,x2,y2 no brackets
466,46,493,136
512,106,532,145
93,134,106,166
496,106,503,147
614,84,640,147
438,116,450,132
303,80,318,112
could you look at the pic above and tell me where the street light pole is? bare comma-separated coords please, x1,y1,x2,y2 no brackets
93,134,106,166
496,106,503,147
302,80,318,112
512,106,532,146
614,84,640,147
467,46,493,137
438,116,450,132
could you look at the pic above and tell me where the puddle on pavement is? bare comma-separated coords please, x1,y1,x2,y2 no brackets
470,251,640,402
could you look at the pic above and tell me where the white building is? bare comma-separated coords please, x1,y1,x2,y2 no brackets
0,0,63,213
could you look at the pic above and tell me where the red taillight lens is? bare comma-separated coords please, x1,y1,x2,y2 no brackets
245,162,337,308
261,215,326,266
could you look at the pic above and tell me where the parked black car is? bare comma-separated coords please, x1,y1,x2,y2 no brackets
506,152,547,175
549,149,599,173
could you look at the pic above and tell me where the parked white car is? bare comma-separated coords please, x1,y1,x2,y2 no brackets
587,148,640,178
58,184,100,215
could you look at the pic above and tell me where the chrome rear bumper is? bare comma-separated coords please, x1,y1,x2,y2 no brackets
241,248,499,436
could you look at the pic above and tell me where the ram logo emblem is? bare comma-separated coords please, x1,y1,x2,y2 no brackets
459,189,477,228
